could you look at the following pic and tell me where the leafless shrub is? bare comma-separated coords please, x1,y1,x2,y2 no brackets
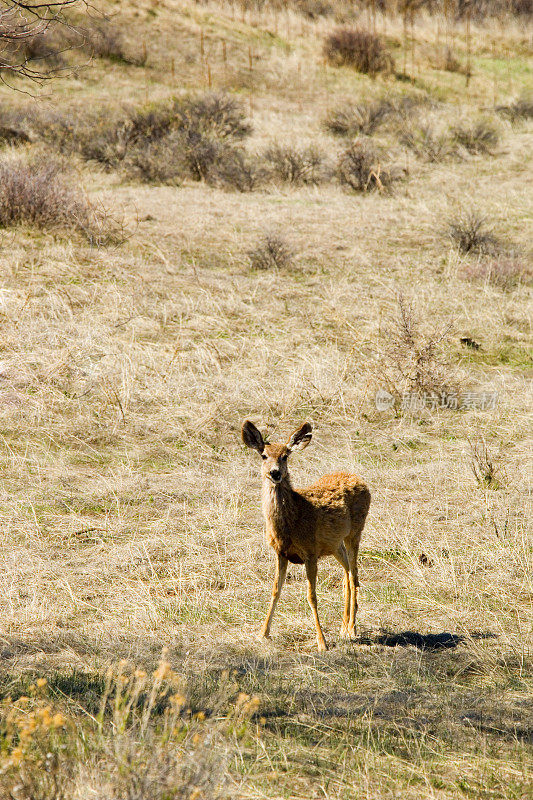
0,121,31,145
210,148,264,192
0,152,89,229
337,140,402,192
262,143,329,185
325,99,392,137
462,256,533,289
324,27,394,74
294,0,335,17
175,92,252,142
400,123,453,162
122,134,187,184
448,210,499,255
377,294,455,400
15,105,130,167
121,94,252,183
496,95,533,123
456,0,532,19
451,118,500,155
249,232,294,270
80,20,140,65
0,152,124,244
433,46,465,73
14,93,253,187
181,131,226,182
469,437,502,488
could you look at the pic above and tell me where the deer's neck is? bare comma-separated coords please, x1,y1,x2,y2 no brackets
261,476,298,542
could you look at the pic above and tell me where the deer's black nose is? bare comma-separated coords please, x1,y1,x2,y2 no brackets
270,469,281,482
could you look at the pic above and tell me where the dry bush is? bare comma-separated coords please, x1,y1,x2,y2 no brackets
496,95,533,123
337,140,402,192
16,93,254,187
15,105,131,167
324,27,394,74
448,210,499,255
210,147,264,192
456,0,533,18
0,152,123,244
451,118,500,155
80,20,140,65
0,655,249,800
462,255,533,289
325,99,393,136
248,231,294,269
468,437,502,489
262,142,329,185
294,0,335,17
0,121,31,145
433,46,465,74
400,123,453,162
0,152,90,230
122,134,188,185
376,294,455,400
176,92,252,142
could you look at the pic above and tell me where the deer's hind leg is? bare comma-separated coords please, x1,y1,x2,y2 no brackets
334,544,351,639
345,523,365,640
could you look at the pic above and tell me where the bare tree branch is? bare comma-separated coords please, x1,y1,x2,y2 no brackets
0,1,87,83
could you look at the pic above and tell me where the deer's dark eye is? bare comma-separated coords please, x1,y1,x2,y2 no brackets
261,454,267,460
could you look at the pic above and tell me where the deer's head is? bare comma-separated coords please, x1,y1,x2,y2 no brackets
242,420,313,485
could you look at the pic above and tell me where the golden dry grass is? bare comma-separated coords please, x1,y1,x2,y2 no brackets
0,1,531,798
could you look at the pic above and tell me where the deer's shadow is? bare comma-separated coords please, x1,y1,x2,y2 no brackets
354,629,497,651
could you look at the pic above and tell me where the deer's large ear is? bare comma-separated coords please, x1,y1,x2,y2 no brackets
287,422,313,452
241,420,265,454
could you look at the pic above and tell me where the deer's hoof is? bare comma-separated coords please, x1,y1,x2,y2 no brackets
339,627,357,641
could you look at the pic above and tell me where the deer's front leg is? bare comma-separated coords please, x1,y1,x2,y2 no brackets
260,553,288,640
305,558,327,652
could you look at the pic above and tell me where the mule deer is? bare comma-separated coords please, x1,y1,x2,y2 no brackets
242,420,370,651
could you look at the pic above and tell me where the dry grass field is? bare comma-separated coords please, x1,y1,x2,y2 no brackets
0,0,531,797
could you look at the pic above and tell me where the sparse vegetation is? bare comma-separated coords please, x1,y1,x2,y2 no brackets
80,20,141,65
210,147,264,192
12,93,254,187
337,140,401,191
496,94,533,122
451,117,501,155
248,231,295,269
262,142,329,185
468,437,502,488
434,46,465,74
376,294,455,399
462,255,533,288
325,99,393,136
324,27,394,74
400,122,453,161
0,655,252,800
0,152,118,243
448,209,499,254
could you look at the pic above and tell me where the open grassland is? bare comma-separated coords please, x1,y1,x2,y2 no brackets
0,1,531,797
